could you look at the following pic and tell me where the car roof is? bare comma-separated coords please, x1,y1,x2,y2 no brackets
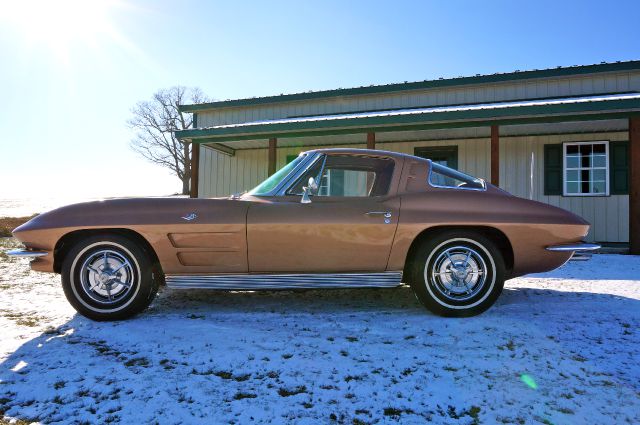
303,148,427,162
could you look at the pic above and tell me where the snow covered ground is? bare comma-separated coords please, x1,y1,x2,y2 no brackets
1,238,639,424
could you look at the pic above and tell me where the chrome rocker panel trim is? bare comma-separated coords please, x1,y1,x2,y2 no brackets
166,272,403,290
6,249,48,258
545,243,601,252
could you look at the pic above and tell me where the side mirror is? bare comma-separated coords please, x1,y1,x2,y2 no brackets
301,177,318,204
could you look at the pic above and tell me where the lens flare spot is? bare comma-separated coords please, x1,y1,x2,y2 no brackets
520,374,538,389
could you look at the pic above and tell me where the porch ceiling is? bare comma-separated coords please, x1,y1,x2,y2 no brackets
177,93,640,144
201,119,629,151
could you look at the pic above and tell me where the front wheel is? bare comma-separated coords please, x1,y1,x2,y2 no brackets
408,231,505,317
61,234,159,321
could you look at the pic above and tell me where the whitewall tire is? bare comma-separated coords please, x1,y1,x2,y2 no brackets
61,234,159,321
409,231,505,317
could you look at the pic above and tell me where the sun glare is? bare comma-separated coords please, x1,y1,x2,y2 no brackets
1,0,126,62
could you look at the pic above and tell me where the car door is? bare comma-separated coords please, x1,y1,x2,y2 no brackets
246,153,402,273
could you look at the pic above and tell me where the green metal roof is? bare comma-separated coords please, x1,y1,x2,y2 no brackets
179,61,640,112
175,93,640,143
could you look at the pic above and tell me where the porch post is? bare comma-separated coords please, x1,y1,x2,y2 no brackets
366,132,376,150
268,137,277,176
630,117,640,254
190,142,200,198
490,125,500,186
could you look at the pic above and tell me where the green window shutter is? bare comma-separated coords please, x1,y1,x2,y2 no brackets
544,144,563,196
610,141,629,195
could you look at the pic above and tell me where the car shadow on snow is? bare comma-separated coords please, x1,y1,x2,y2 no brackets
1,280,639,423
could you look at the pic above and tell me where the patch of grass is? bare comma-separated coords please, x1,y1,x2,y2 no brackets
404,335,416,340
383,407,414,418
498,340,516,351
0,215,37,237
53,381,66,390
344,374,365,382
320,384,338,390
278,385,307,397
0,310,45,327
233,373,251,382
159,359,175,370
345,336,359,342
213,371,232,379
123,357,150,368
401,368,415,376
465,406,481,424
282,353,293,359
233,392,257,400
0,418,34,425
557,407,574,415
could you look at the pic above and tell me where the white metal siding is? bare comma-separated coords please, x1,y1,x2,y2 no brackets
196,71,640,127
499,131,629,243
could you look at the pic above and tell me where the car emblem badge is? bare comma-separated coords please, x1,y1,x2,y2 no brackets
181,213,197,221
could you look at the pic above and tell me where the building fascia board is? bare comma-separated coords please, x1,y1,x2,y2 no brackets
176,97,640,143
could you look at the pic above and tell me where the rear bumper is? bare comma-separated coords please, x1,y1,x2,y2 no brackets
6,249,48,258
545,243,601,252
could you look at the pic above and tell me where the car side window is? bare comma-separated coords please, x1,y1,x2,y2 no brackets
287,155,395,197
429,162,485,190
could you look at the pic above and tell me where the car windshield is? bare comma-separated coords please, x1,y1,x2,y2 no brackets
248,154,306,196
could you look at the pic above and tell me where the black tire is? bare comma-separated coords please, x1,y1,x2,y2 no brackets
61,234,160,321
408,230,505,317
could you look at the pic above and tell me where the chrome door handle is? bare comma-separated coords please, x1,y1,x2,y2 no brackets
365,211,392,218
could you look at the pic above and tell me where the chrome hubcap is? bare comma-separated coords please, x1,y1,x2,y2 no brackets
430,245,487,301
79,249,135,304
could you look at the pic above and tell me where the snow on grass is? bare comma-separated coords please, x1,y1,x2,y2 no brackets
0,242,639,424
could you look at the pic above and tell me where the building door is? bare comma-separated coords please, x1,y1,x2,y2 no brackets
414,146,459,169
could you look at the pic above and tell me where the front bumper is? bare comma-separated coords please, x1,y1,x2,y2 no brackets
6,249,48,258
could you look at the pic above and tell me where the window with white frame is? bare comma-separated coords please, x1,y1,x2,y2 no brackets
563,141,609,196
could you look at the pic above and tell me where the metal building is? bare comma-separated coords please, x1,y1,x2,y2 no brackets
175,61,640,253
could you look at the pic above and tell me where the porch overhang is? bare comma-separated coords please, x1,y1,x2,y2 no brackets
176,93,640,144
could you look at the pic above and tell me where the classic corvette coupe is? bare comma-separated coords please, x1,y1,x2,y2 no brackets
9,148,599,320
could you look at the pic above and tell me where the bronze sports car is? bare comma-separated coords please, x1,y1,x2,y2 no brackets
8,148,599,320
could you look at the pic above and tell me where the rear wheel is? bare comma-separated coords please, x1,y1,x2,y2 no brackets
61,234,159,321
408,231,505,317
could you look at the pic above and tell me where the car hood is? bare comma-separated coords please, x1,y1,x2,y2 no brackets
12,197,245,235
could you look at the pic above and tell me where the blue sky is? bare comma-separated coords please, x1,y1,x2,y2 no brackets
1,0,639,199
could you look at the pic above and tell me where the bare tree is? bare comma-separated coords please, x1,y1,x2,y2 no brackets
128,87,209,195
